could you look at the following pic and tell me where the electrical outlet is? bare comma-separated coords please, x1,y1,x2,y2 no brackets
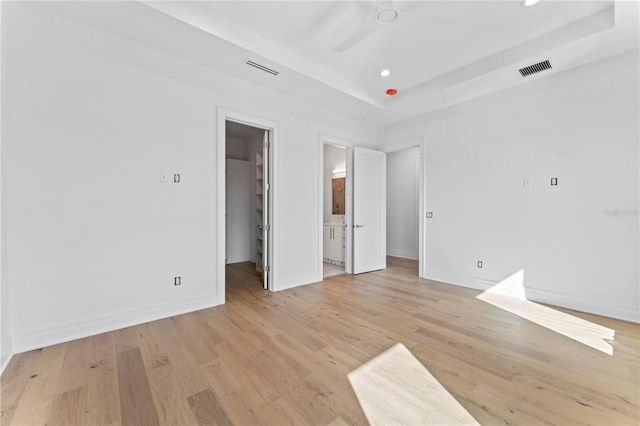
174,173,180,183
174,276,181,286
426,212,433,218
477,261,483,268
551,177,558,186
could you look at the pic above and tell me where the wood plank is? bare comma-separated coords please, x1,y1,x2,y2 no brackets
136,322,171,371
116,348,159,426
159,332,210,398
0,349,41,425
86,368,121,426
85,332,121,426
147,364,197,425
187,388,232,426
47,386,88,425
56,337,94,394
9,344,68,425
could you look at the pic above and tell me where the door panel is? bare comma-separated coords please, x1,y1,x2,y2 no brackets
353,147,386,274
262,130,270,290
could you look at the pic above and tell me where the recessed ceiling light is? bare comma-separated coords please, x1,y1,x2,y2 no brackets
522,0,541,7
377,9,398,24
380,69,391,77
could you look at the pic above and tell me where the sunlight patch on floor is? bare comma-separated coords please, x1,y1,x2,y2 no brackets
477,270,615,355
348,343,479,426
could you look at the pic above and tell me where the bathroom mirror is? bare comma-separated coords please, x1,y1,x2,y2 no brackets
332,177,345,214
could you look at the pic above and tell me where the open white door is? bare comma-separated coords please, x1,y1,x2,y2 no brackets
352,147,386,274
262,130,270,290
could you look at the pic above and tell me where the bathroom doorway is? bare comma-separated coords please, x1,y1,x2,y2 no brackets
323,143,347,278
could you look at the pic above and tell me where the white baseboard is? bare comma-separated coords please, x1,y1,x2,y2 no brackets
11,292,219,354
522,287,639,324
1,353,13,376
424,268,639,324
277,272,321,292
387,249,418,260
425,269,496,291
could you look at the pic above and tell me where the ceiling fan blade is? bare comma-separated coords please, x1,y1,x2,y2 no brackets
400,13,454,28
393,0,456,19
333,21,380,52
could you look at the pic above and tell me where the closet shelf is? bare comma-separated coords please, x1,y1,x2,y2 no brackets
256,151,265,277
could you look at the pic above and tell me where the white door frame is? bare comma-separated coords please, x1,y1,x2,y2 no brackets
317,134,354,280
381,138,427,278
217,107,279,304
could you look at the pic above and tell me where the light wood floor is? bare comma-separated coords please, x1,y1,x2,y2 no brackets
1,257,638,425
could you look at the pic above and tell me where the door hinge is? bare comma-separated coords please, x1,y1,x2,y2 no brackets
265,224,271,231
266,183,270,191
265,141,271,149
264,265,270,272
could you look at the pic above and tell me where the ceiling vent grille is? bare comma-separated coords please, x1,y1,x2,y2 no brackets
244,60,279,76
518,60,552,77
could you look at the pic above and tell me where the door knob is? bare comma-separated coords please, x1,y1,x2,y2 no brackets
354,224,364,228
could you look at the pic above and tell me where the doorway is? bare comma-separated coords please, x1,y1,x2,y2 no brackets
383,139,426,278
217,108,278,305
225,121,265,284
386,147,420,261
319,135,388,279
322,144,347,278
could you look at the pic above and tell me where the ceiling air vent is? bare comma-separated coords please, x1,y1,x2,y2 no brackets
518,59,552,77
244,59,279,76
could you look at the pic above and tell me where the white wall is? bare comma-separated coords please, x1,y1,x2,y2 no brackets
378,50,639,322
323,144,346,223
1,2,376,353
0,0,11,373
226,136,248,161
226,159,251,264
387,147,419,260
